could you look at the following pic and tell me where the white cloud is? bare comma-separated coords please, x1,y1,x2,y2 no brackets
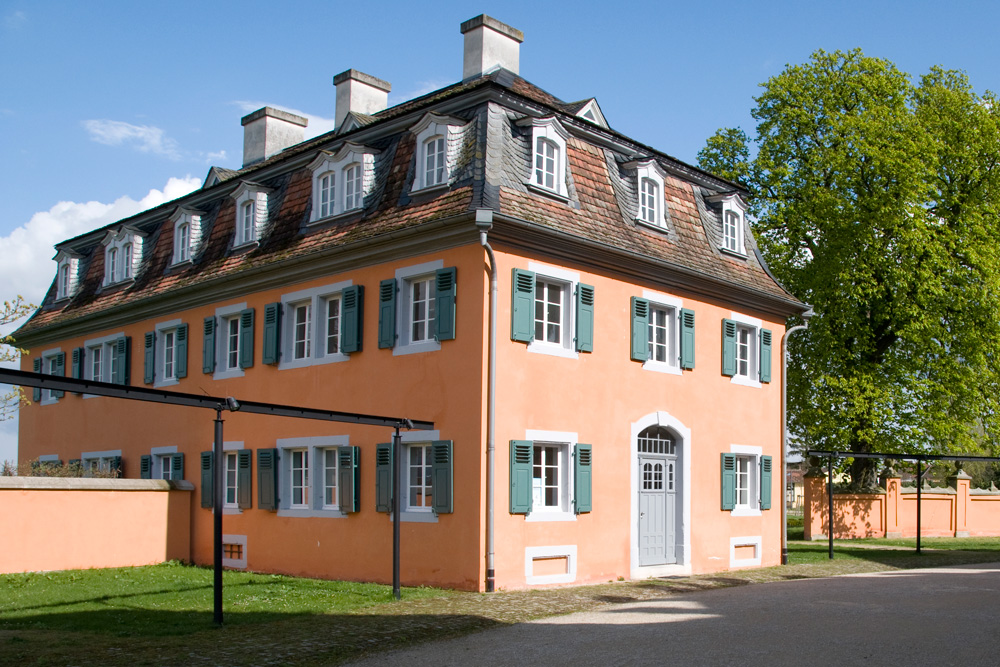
82,119,182,160
233,100,336,140
203,149,227,164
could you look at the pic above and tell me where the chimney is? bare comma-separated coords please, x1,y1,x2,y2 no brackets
461,14,523,80
333,69,392,129
241,107,308,168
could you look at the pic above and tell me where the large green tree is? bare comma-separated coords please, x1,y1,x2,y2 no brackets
699,50,1000,488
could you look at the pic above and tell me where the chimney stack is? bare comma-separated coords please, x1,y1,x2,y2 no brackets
241,107,308,168
461,14,523,80
333,69,392,130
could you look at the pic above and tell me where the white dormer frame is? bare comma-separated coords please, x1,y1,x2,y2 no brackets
231,182,272,247
518,116,570,199
101,226,145,287
574,99,609,129
410,113,469,193
307,143,378,224
169,207,204,265
53,249,82,301
707,193,749,256
627,159,669,230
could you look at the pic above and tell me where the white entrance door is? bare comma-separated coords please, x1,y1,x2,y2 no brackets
638,457,676,566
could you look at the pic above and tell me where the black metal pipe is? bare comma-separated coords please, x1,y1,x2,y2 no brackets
392,426,401,601
828,455,834,560
916,459,923,555
213,408,224,625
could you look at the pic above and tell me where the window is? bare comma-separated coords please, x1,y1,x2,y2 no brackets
225,316,240,370
640,178,658,224
80,449,122,477
378,262,457,354
374,434,453,519
162,330,177,381
144,321,187,387
509,432,592,519
273,436,355,517
630,293,693,371
84,334,129,387
322,448,338,509
707,193,748,256
240,201,256,243
225,452,239,507
409,112,466,193
101,226,144,286
90,345,103,382
176,223,190,262
628,159,669,230
409,277,435,343
108,247,118,283
722,313,772,386
140,449,184,481
170,208,203,265
510,264,594,358
423,137,446,188
289,449,309,509
518,116,570,198
122,243,133,279
231,182,270,247
53,251,81,301
273,282,358,368
42,352,65,402
205,304,254,379
58,264,69,298
648,304,674,363
405,444,433,511
307,143,378,223
721,447,772,515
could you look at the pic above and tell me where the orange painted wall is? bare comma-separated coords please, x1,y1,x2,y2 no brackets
0,479,191,573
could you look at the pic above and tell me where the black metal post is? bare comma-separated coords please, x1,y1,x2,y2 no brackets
828,455,834,560
392,425,402,600
213,407,224,625
916,458,923,555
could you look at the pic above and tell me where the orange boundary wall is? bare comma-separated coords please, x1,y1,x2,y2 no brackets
0,478,192,574
804,472,1000,540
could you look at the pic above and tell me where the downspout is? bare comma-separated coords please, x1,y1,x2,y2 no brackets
781,307,812,565
476,209,497,592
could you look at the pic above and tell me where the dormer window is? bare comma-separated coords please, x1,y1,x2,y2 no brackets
707,193,748,256
518,116,570,199
170,207,204,265
53,249,82,301
307,143,378,224
231,182,270,247
101,226,144,286
627,159,669,230
409,113,468,194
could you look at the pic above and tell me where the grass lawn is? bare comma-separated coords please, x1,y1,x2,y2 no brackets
3,537,1000,666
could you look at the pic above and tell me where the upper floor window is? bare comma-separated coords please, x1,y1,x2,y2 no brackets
640,178,658,224
722,312,772,387
143,320,188,387
271,280,360,369
377,261,457,355
307,143,378,224
274,435,355,517
707,193,748,256
630,290,694,372
82,333,130,387
204,303,254,380
423,137,446,187
409,113,467,194
510,263,594,359
101,226,144,286
231,182,270,247
170,207,204,265
53,250,82,301
628,159,669,230
518,116,570,199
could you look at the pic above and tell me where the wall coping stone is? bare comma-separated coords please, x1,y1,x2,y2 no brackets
0,477,194,492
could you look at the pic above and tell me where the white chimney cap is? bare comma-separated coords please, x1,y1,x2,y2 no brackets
461,14,523,80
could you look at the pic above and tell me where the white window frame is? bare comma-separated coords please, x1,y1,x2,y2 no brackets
278,281,352,369
642,289,683,375
221,441,245,514
39,348,63,404
306,143,378,224
403,443,434,513
729,311,762,389
321,447,339,510
527,262,579,360
290,300,313,361
729,444,763,517
629,160,669,230
53,250,81,301
154,318,182,388
524,429,577,523
288,448,310,509
519,116,570,199
149,445,178,481
213,302,248,381
708,193,748,256
276,435,350,518
409,113,468,194
393,260,443,356
394,430,442,523
231,182,270,248
80,448,121,475
170,208,203,265
101,227,144,287
82,331,126,397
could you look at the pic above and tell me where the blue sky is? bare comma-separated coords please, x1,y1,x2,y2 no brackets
2,0,1000,462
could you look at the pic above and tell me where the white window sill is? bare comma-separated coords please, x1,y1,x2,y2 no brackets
643,360,682,375
223,507,243,515
410,181,450,196
102,278,135,289
39,397,59,406
232,240,259,251
389,510,439,523
155,378,179,389
308,207,365,227
170,258,194,269
525,510,576,522
277,508,348,518
730,374,762,389
731,506,762,518
719,246,748,259
278,352,349,371
525,182,570,202
392,341,441,357
213,367,245,381
527,341,578,360
635,218,669,232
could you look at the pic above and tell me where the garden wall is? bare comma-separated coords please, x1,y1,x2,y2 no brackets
804,470,1000,540
0,477,192,573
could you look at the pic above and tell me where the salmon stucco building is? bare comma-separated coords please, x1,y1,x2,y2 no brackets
16,15,807,590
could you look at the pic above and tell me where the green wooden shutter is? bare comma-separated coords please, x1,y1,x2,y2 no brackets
431,440,454,514
680,308,696,369
114,336,130,385
338,446,360,513
721,453,736,510
239,309,255,369
574,443,593,514
509,440,533,514
202,316,216,373
511,269,535,342
143,331,155,384
200,451,214,508
377,279,397,349
722,319,737,376
140,454,152,479
257,448,279,511
575,284,595,353
630,297,649,362
340,285,364,353
375,442,393,512
175,324,188,379
32,358,41,401
71,347,84,380
52,353,66,398
237,449,252,509
759,329,772,383
171,453,185,481
434,267,457,342
760,455,773,510
262,302,282,364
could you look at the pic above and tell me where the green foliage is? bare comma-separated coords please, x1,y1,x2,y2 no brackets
699,50,1000,488
1,296,34,421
